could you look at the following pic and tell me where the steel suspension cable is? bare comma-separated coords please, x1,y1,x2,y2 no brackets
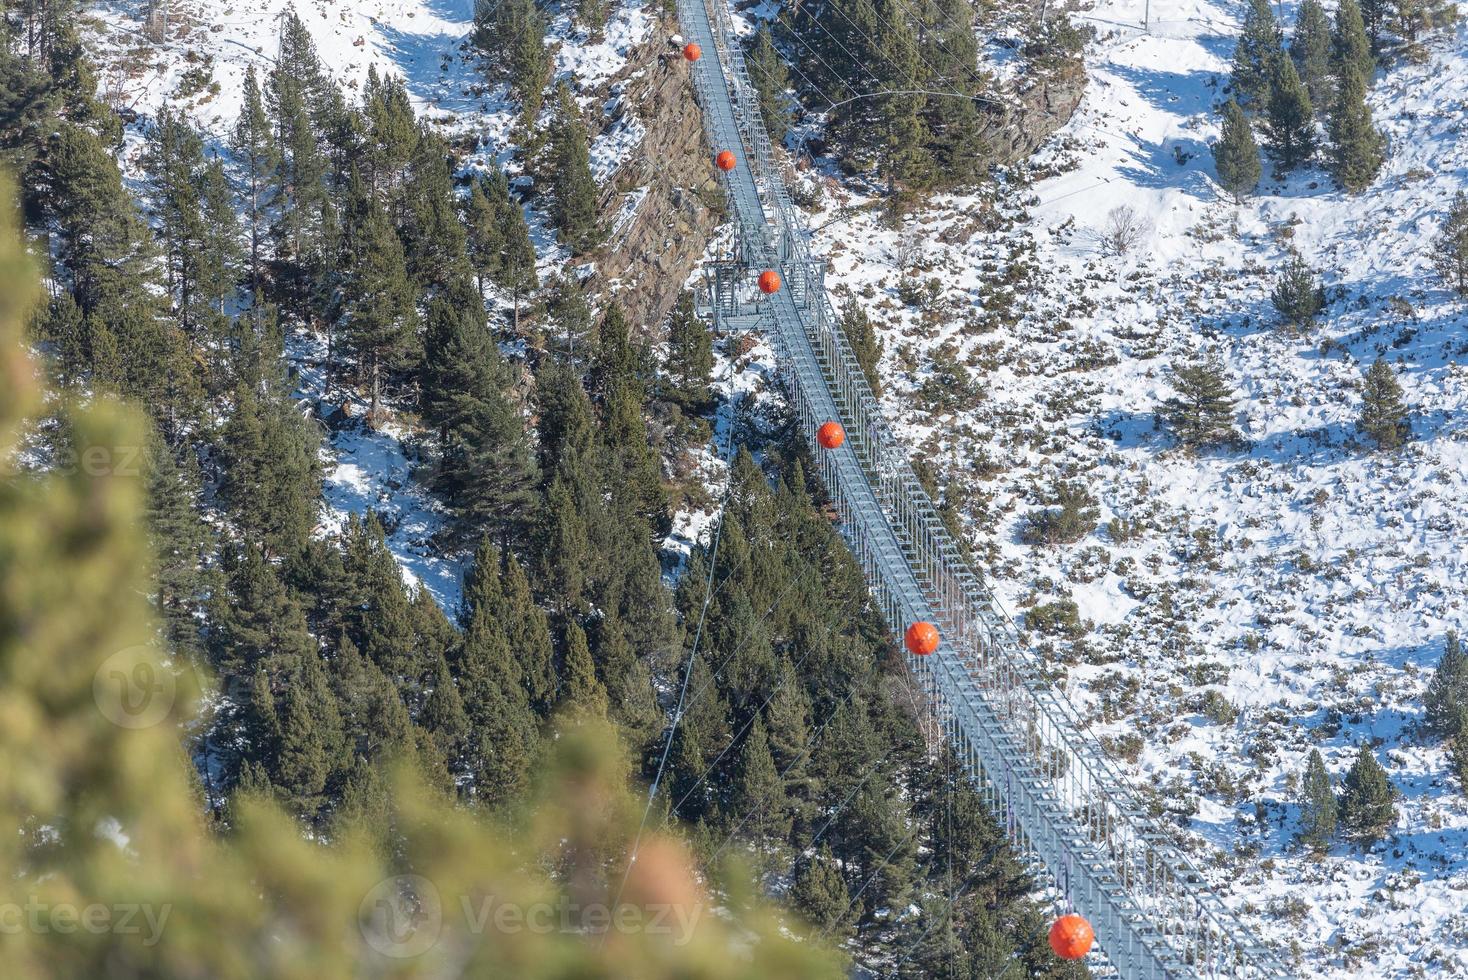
603,335,742,941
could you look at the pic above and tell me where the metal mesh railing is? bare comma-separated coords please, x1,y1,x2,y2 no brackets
675,2,1289,975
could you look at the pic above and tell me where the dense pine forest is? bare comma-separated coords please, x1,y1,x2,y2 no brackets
0,0,1090,974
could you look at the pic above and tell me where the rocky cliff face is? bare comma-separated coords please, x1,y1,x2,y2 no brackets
979,63,1088,167
586,26,723,337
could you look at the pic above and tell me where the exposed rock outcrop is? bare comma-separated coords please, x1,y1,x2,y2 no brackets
586,26,723,337
979,63,1088,167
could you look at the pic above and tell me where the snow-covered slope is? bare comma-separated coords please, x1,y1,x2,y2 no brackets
803,3,1468,975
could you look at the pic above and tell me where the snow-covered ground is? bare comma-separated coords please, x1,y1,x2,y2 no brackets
802,2,1468,975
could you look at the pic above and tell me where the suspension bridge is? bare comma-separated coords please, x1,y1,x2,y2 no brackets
674,1,1289,975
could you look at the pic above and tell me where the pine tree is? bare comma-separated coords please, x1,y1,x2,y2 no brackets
1231,0,1284,105
1213,98,1263,202
827,303,879,400
1357,357,1409,450
1433,191,1468,298
549,84,603,255
141,106,206,327
1292,0,1335,108
1262,58,1316,170
207,542,318,677
1160,354,1240,450
1333,0,1375,83
592,613,661,745
559,619,608,716
457,583,540,804
421,274,538,543
1426,633,1467,736
403,130,470,291
472,0,550,119
731,718,791,842
663,291,714,412
464,174,504,296
1339,744,1396,842
546,272,594,357
231,64,278,295
265,37,332,320
790,845,851,938
1453,710,1468,795
362,67,419,206
1392,0,1458,56
577,0,609,32
1298,748,1337,851
1328,66,1384,192
421,652,471,767
336,188,418,420
595,306,670,536
145,440,211,659
745,26,791,144
1271,254,1326,330
1360,0,1391,49
219,384,322,558
491,171,538,334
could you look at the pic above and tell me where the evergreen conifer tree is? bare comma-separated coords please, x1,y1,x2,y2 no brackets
559,619,609,716
464,174,504,296
1292,0,1335,107
336,189,418,420
1328,66,1384,192
219,384,322,558
1270,254,1326,330
1262,58,1317,170
1357,357,1409,450
1433,191,1468,298
839,300,883,396
231,64,278,295
1426,633,1467,736
1231,0,1284,104
577,0,609,32
1339,743,1396,842
790,845,851,938
663,291,714,412
1298,748,1337,851
1333,0,1375,83
746,27,791,144
1213,98,1263,201
1160,354,1240,450
549,84,603,255
492,172,538,333
145,440,211,659
472,0,550,119
421,275,538,543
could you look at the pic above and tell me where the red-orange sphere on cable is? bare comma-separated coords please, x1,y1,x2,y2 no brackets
1048,914,1094,960
715,150,737,171
683,42,701,61
816,421,845,449
904,621,939,656
757,269,781,294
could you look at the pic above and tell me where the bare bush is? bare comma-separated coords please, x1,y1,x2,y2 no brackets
1100,205,1151,257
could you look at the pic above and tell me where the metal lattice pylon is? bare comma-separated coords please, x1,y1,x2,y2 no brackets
676,0,1290,976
